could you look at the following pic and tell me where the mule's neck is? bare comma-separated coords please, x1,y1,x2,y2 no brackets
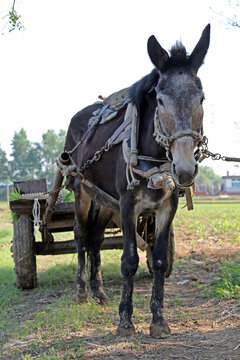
137,93,167,166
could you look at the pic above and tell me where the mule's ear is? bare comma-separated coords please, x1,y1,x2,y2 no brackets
189,24,210,73
147,35,169,71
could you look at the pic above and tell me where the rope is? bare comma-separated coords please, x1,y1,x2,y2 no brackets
32,198,41,236
21,192,49,200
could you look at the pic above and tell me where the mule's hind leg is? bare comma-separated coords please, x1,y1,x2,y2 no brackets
74,180,91,303
150,195,178,338
117,197,139,336
89,206,114,305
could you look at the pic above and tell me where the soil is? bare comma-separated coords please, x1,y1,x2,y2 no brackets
2,233,240,360
74,239,240,360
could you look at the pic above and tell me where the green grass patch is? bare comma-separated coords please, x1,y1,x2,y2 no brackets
0,247,24,337
63,189,74,202
19,296,118,340
38,262,77,288
175,202,240,240
9,186,21,201
206,259,240,299
0,226,13,246
0,202,12,224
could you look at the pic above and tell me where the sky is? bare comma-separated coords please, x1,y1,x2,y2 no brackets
0,0,240,176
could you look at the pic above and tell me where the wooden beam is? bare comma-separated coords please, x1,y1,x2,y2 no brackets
47,218,74,231
14,179,47,194
35,236,124,255
42,170,64,225
10,199,46,215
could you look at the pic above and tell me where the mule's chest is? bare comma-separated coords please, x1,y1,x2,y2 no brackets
135,187,173,216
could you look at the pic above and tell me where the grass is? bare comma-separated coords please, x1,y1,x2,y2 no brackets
175,201,240,243
0,227,13,246
205,259,240,299
0,199,240,359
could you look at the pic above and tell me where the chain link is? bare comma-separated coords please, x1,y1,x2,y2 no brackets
199,136,240,163
198,136,222,162
79,142,113,173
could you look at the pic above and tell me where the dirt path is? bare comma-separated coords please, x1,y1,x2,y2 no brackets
71,242,240,360
74,264,240,359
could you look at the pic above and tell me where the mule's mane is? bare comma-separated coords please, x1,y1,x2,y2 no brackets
129,41,190,107
167,41,189,68
128,69,159,108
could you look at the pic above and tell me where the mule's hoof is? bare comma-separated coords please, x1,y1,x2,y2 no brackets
94,291,109,305
73,292,89,304
150,320,170,339
116,324,136,337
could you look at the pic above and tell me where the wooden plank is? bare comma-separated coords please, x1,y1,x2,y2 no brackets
54,202,75,214
10,199,46,215
35,236,124,255
14,179,47,194
47,218,74,231
10,199,75,217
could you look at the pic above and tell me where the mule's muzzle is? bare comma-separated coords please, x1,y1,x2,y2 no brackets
172,162,198,188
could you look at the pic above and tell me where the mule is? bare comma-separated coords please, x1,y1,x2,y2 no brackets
64,24,210,338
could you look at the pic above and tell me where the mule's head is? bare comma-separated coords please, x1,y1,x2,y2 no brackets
147,25,210,187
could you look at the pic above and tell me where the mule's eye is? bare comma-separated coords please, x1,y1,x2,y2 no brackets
158,98,164,107
200,96,205,104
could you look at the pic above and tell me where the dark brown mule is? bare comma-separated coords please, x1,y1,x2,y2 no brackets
64,24,210,338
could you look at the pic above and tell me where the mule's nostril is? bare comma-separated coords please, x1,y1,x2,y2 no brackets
178,172,193,185
172,162,197,187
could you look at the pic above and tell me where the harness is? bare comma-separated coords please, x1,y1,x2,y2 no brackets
58,88,240,212
60,91,196,195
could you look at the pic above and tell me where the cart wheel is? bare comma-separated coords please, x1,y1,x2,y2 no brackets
146,245,154,276
146,224,175,278
12,215,37,289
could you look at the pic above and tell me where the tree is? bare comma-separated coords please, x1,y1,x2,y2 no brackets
6,0,24,33
10,128,42,181
0,145,9,183
8,128,66,184
196,166,222,192
25,142,43,180
40,129,66,185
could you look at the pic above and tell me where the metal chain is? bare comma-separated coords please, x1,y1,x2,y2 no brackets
199,136,240,163
68,103,109,155
79,142,112,173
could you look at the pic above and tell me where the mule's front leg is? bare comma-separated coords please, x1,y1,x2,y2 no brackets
117,201,139,336
150,197,177,338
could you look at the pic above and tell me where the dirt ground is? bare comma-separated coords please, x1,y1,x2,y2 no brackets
2,230,240,360
70,237,240,360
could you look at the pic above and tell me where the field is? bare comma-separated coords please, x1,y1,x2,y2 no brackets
0,199,240,360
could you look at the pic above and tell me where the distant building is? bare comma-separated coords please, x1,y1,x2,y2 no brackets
195,183,221,196
222,171,240,194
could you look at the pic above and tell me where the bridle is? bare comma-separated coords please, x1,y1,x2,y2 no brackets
153,107,206,162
